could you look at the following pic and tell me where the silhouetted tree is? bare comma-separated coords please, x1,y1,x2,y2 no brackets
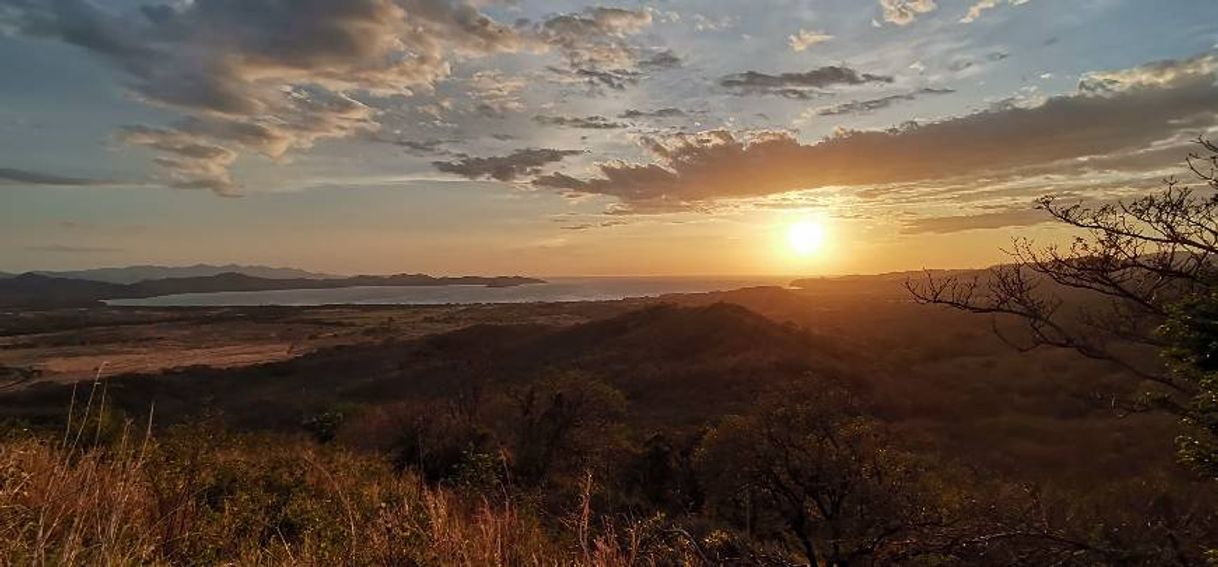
938,479,1218,566
623,431,705,514
908,138,1218,477
1161,292,1218,479
504,373,626,484
696,383,938,565
338,401,493,483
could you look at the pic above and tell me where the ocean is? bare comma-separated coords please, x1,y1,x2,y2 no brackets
104,276,792,307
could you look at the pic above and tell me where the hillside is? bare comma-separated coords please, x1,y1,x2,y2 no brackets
0,297,1209,563
0,273,130,309
0,303,845,428
0,299,1176,484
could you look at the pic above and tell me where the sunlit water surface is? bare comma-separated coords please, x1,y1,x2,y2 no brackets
105,276,792,307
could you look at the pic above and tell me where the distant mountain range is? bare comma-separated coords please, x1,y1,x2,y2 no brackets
15,264,340,284
0,271,546,309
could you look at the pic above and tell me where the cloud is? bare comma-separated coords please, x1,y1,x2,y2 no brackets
788,29,833,52
880,0,938,25
620,108,687,119
960,0,1031,24
813,88,954,116
535,6,655,90
719,66,894,98
117,126,240,195
547,65,642,91
536,52,1218,211
537,7,652,66
527,7,663,94
691,14,735,32
947,51,1010,74
1080,52,1218,93
0,0,536,194
373,136,457,156
26,244,124,254
534,115,627,129
57,220,147,235
559,219,628,231
433,148,582,181
900,207,1048,234
640,49,682,69
532,10,668,94
467,71,528,115
0,167,106,186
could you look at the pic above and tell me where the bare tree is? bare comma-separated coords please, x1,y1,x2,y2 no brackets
907,138,1218,414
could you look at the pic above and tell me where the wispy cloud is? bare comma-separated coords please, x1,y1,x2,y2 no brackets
433,148,583,182
0,167,108,186
620,108,688,119
26,244,124,254
960,0,1032,23
534,115,628,129
788,29,833,52
900,207,1047,234
537,51,1218,212
720,66,893,99
812,88,954,116
879,0,938,26
0,1,654,195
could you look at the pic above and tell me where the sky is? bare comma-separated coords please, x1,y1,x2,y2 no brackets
1,0,1216,276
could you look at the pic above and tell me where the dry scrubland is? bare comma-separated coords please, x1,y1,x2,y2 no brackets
0,280,1214,565
1,303,662,565
0,302,640,385
0,418,672,565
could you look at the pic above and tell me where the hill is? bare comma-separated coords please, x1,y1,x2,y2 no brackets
0,303,848,427
0,297,1180,485
30,264,339,284
0,273,130,309
0,272,546,308
0,297,1208,563
789,268,992,293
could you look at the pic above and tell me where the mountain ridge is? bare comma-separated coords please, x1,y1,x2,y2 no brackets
25,264,339,284
0,271,545,309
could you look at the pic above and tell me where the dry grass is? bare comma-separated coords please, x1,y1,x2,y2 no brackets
0,381,689,566
0,435,567,565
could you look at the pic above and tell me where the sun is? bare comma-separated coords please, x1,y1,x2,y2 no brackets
786,219,829,257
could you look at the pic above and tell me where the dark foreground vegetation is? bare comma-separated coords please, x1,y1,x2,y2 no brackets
4,141,1218,565
2,299,1215,565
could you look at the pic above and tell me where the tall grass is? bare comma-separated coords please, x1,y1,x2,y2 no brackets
0,374,688,566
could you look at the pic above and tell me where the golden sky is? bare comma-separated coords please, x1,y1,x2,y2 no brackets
1,0,1216,276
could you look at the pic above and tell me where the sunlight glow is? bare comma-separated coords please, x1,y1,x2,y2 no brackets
786,219,829,257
